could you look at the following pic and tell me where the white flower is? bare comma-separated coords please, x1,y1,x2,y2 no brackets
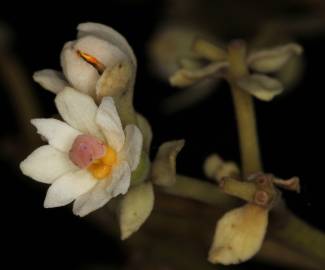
33,22,136,98
20,87,143,217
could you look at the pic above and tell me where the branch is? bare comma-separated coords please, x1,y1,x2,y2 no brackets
160,174,325,269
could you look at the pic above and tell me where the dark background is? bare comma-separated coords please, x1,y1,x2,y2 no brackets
1,1,325,269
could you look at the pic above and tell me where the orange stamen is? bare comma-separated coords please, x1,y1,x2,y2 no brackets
87,145,117,180
77,50,106,74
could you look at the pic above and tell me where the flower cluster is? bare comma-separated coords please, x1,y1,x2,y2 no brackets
18,21,307,268
170,39,303,102
20,23,143,218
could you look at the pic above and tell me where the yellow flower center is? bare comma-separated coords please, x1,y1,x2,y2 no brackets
87,145,117,180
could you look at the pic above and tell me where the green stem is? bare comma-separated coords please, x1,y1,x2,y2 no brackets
230,85,263,176
162,175,325,268
161,175,238,208
227,40,262,176
270,211,325,268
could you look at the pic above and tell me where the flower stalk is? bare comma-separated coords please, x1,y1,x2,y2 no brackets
227,40,262,176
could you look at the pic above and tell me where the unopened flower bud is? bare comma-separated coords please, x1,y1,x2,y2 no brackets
209,203,268,265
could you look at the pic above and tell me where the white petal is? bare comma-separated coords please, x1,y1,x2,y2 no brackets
31,118,81,152
77,22,137,67
44,170,97,208
119,125,143,171
96,96,124,151
60,41,99,96
33,69,68,94
73,161,131,217
20,145,77,184
55,87,104,139
72,179,109,217
108,161,131,197
74,35,126,69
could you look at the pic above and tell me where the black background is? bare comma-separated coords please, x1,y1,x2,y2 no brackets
1,1,325,269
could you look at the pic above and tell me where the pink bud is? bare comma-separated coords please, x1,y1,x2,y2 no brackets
69,134,106,168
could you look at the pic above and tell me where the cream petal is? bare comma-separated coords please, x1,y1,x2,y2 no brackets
96,96,124,151
170,62,228,88
31,118,81,152
119,182,154,240
77,22,136,67
60,41,99,96
119,125,143,171
44,170,97,208
151,140,185,187
55,87,104,140
136,113,152,153
33,69,68,94
73,161,131,217
74,35,126,69
20,145,77,184
237,74,283,101
248,43,303,73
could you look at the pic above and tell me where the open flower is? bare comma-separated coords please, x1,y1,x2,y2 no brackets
170,40,303,101
20,87,142,217
33,22,136,99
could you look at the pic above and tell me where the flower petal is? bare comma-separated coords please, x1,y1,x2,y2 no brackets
33,69,68,94
31,118,81,152
72,179,109,217
60,41,99,96
119,182,154,240
77,22,136,67
108,161,131,197
44,170,97,208
20,145,77,184
96,96,124,151
119,125,143,171
237,74,283,101
55,87,104,139
136,113,152,153
247,43,303,73
170,62,228,88
151,140,185,187
74,35,126,69
72,161,131,217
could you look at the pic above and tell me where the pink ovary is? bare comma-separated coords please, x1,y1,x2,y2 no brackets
69,134,106,168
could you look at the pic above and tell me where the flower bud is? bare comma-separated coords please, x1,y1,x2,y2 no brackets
209,204,268,265
61,36,127,97
33,22,136,101
204,154,240,180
